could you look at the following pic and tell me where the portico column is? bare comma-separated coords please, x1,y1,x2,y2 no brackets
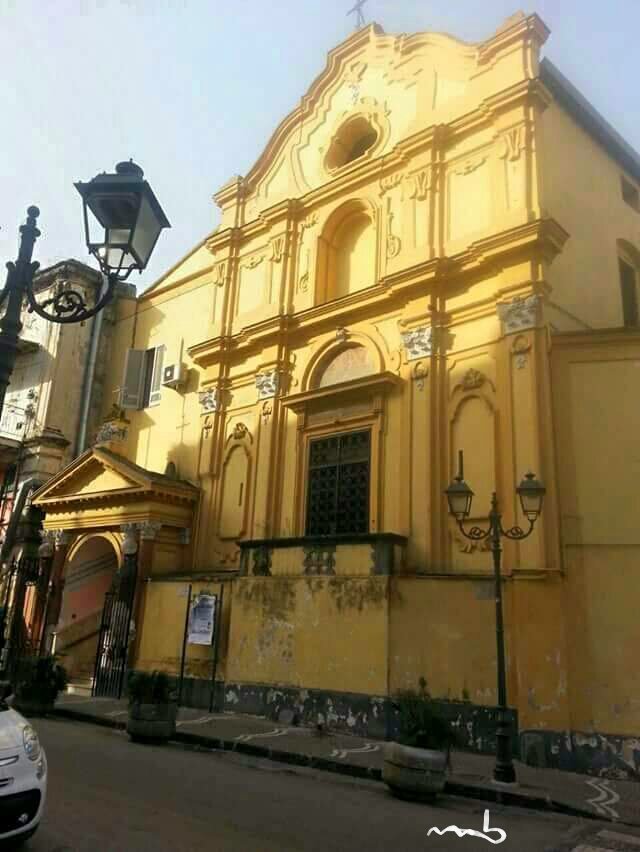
39,529,72,655
31,531,54,651
129,521,161,667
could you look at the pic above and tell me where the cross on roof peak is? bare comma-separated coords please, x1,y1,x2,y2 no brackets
347,0,368,30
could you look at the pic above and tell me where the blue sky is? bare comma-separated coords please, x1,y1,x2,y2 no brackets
1,0,638,292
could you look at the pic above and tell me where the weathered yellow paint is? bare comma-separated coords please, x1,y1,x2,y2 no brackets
33,12,640,761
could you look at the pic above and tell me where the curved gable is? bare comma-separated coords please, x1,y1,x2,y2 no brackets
221,23,479,223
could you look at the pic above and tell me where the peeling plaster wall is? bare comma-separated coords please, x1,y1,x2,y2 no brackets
226,576,389,696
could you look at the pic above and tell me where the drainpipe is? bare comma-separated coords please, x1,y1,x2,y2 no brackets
75,277,105,457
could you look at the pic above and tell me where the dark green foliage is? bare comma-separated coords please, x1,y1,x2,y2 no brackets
127,670,174,705
15,656,68,703
393,679,458,752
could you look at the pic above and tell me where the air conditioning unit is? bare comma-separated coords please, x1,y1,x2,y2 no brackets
162,363,186,390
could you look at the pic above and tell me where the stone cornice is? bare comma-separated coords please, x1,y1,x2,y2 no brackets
187,218,569,367
206,79,554,255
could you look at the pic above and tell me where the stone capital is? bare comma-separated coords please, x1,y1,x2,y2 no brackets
138,521,162,541
198,387,220,414
255,369,279,400
401,326,433,361
497,295,541,334
53,530,72,548
120,523,139,555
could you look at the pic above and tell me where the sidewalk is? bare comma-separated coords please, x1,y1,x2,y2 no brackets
53,692,640,827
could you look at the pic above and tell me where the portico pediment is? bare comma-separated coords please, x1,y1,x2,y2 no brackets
31,447,199,531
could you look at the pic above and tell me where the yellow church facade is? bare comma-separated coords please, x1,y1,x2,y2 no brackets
33,13,640,777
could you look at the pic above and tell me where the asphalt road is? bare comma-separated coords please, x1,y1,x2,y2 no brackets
12,717,633,851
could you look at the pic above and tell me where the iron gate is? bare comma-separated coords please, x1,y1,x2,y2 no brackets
92,554,137,699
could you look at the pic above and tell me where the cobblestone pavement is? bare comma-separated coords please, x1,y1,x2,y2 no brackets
54,693,640,829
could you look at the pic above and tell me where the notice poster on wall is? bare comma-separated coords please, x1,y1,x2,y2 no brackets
187,594,217,645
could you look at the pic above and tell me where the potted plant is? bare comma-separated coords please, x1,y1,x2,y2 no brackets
383,678,458,799
12,655,68,716
126,670,177,744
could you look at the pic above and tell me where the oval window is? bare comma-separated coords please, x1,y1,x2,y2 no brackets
325,117,378,171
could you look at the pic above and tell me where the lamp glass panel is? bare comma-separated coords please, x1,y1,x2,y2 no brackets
106,227,132,247
88,192,139,228
131,193,162,267
520,491,543,517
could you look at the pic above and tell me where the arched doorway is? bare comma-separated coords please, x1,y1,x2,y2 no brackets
54,536,119,692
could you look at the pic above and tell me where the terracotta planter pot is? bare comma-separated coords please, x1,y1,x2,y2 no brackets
382,741,449,798
127,702,177,743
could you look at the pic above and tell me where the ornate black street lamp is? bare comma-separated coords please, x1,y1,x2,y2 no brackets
445,451,545,784
0,160,170,419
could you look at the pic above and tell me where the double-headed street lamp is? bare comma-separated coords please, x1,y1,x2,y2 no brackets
445,451,545,784
0,160,170,419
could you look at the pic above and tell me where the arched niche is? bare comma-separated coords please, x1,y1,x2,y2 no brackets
450,393,497,520
312,344,377,389
218,428,252,540
316,200,378,305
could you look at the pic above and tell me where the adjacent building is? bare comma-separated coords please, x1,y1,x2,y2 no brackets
0,260,134,668
32,13,640,777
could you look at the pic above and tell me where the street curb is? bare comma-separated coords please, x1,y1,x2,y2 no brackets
50,708,607,823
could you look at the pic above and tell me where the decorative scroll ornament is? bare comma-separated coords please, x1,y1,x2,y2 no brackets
261,400,273,424
405,167,432,201
461,368,485,391
379,172,402,196
198,388,219,413
138,521,162,541
255,370,279,400
300,213,318,232
512,333,532,370
386,212,401,258
303,546,336,576
499,126,525,161
401,326,433,361
270,236,285,263
335,327,349,343
213,262,226,286
243,253,265,270
454,155,486,176
454,531,491,554
497,295,541,334
412,362,428,391
232,422,248,440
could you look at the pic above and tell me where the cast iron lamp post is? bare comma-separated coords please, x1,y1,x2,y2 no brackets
444,451,546,784
0,160,170,419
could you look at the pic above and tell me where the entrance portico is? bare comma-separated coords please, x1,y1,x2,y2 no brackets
31,447,198,695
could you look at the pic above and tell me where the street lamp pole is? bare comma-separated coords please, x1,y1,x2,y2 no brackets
445,451,545,784
0,207,41,420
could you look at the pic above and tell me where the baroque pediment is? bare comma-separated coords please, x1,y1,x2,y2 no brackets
32,448,198,508
228,24,482,221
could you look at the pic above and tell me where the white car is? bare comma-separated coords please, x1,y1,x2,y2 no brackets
0,692,46,846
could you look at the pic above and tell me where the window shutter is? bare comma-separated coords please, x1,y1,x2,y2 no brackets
148,345,165,407
119,349,145,409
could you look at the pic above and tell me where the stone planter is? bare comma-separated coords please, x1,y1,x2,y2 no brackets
127,702,177,743
382,741,449,799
